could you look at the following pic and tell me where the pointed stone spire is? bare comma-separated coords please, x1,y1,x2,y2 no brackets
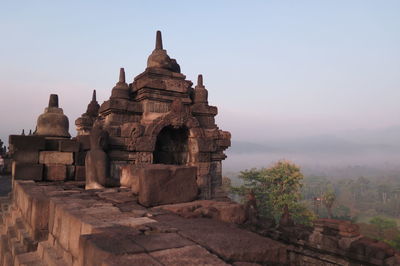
92,89,97,101
155,30,163,50
21,129,25,136
119,68,126,83
197,74,204,87
111,68,129,99
194,74,208,104
48,94,59,108
86,89,100,117
29,129,32,135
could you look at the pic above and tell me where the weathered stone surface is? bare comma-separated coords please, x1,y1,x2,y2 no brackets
45,164,67,181
120,164,142,193
314,218,360,237
150,245,229,266
36,94,71,138
156,200,247,224
76,135,91,150
9,135,46,151
132,233,194,252
39,151,73,165
59,140,80,152
138,165,198,207
80,229,145,266
349,237,395,260
155,214,287,264
12,162,43,181
85,125,110,189
102,253,162,266
12,150,39,163
75,165,85,181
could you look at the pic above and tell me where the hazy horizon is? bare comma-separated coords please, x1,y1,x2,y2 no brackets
1,1,400,175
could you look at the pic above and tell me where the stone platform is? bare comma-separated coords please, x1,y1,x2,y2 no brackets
0,180,287,266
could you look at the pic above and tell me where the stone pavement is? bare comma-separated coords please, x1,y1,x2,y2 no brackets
0,180,287,266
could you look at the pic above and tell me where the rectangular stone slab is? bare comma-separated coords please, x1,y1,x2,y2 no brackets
9,135,45,151
45,164,67,181
138,165,198,207
58,139,80,152
39,151,73,165
12,151,39,163
12,162,43,181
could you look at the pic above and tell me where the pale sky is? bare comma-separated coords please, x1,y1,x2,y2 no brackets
1,0,400,145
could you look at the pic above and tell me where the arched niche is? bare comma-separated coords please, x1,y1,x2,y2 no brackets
153,126,189,165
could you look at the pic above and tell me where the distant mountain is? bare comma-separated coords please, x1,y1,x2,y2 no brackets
230,132,400,155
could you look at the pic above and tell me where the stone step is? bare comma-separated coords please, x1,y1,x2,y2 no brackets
1,250,13,266
15,252,45,266
37,241,68,266
10,238,28,257
7,225,17,240
0,235,12,266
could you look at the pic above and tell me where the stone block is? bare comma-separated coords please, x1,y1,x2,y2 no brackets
12,162,43,181
59,139,80,152
132,233,194,252
39,151,73,165
67,165,75,180
157,200,247,224
120,165,143,193
76,134,91,150
79,228,145,266
75,166,86,181
155,214,287,264
45,164,67,181
75,151,86,166
12,151,39,163
150,245,229,266
138,165,198,207
102,253,162,266
9,135,45,151
44,139,60,151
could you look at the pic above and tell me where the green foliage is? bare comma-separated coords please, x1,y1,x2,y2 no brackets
231,160,315,226
385,234,400,250
369,216,397,233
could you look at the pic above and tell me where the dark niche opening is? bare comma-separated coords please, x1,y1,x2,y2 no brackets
153,126,189,165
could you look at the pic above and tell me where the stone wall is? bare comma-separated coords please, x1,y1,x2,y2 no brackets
9,135,84,182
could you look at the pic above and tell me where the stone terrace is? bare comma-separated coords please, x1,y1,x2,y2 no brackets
0,180,287,266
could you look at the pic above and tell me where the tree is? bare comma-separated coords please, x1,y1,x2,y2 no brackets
322,187,336,218
232,160,315,225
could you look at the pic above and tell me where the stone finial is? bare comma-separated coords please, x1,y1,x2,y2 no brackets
197,74,204,87
111,68,129,99
194,74,208,104
147,31,181,73
48,94,59,108
21,129,25,136
28,129,32,135
86,89,100,117
119,68,126,83
155,30,163,50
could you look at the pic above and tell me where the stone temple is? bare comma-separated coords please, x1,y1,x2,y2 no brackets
0,31,399,265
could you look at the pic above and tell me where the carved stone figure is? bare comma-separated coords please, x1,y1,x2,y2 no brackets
85,124,110,189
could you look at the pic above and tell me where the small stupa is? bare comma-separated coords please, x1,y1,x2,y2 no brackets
36,94,71,138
